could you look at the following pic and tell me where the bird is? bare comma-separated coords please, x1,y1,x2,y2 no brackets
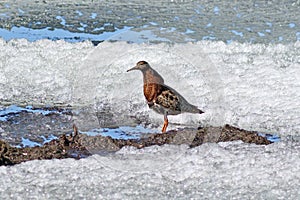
127,61,204,133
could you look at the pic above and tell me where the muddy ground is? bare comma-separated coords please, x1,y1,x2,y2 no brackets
0,124,271,166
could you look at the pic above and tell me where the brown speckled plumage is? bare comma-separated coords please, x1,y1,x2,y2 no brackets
127,61,204,132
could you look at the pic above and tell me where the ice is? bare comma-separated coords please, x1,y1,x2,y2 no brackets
0,38,299,136
0,39,299,199
0,1,299,198
0,141,299,199
0,39,299,198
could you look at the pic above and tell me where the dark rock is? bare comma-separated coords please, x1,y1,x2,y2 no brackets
0,124,272,166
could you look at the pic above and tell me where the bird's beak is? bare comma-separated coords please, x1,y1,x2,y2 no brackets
126,65,138,72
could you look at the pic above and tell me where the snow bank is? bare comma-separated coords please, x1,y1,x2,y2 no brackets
0,39,299,136
0,141,299,199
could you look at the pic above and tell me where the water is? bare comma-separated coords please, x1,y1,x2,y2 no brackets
0,105,73,146
0,1,300,199
0,105,158,146
82,125,157,140
0,0,299,44
0,105,61,121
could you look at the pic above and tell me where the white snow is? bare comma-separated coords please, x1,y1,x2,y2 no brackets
0,39,299,136
0,141,299,199
0,38,299,199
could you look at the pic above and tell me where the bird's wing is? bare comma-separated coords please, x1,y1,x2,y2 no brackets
156,85,182,112
160,84,203,114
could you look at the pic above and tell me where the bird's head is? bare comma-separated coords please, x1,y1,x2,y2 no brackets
127,61,150,72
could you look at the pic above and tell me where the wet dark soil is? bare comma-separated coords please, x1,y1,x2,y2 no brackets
0,109,73,146
0,124,271,166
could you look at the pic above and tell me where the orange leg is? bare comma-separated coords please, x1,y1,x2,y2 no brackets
162,114,168,133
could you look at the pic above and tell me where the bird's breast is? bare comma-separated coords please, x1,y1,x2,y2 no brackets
143,83,161,103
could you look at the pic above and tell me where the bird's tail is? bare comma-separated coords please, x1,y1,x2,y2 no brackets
182,103,204,114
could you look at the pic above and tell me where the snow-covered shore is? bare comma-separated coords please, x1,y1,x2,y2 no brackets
0,39,299,199
0,141,299,199
0,39,299,136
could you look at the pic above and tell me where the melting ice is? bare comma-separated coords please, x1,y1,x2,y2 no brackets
0,39,299,199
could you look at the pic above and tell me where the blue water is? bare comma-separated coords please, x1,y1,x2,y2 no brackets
0,1,299,44
258,133,280,143
13,125,156,147
0,105,61,121
0,105,158,146
0,105,280,147
0,25,132,43
14,135,58,148
81,125,157,140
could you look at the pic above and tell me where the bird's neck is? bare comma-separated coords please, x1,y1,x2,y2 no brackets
142,68,164,85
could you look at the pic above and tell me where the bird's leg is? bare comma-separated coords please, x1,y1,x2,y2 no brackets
162,113,168,133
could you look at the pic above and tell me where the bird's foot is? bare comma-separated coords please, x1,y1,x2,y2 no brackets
162,125,167,133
